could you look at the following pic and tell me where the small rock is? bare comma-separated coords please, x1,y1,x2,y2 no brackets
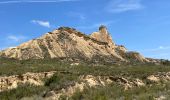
134,79,145,87
147,75,160,82
70,63,79,66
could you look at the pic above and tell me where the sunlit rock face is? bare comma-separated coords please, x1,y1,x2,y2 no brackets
0,26,149,63
0,71,55,92
90,25,115,46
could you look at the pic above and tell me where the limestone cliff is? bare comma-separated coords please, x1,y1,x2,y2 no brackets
0,26,149,63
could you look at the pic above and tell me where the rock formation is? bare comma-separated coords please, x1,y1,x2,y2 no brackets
0,26,149,63
90,25,114,46
0,71,56,92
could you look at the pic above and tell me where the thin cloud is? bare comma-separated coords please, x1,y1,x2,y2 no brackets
0,47,7,51
138,46,170,59
7,35,26,42
140,46,170,52
146,53,170,60
31,20,51,28
0,0,79,4
106,0,144,13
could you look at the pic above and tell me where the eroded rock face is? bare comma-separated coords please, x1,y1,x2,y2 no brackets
147,75,160,82
0,26,149,63
3,71,170,99
0,71,56,92
147,72,170,83
90,25,115,46
126,51,150,62
45,75,147,100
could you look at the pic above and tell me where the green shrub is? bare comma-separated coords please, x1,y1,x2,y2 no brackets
45,73,79,90
1,58,170,99
70,82,170,100
0,84,47,100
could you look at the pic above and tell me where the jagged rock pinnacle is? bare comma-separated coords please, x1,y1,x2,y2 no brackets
90,25,115,45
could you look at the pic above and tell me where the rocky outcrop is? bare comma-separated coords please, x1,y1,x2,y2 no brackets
108,76,145,90
90,25,115,46
147,72,170,83
0,26,149,63
0,71,56,92
2,71,170,99
45,75,107,100
45,72,170,99
126,51,150,62
147,75,160,82
45,75,146,100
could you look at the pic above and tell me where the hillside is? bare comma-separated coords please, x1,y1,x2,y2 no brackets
0,58,170,99
1,26,170,100
0,26,150,64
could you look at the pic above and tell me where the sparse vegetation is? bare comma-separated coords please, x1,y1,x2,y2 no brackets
44,72,79,91
70,82,170,100
0,84,47,100
1,58,170,99
0,58,70,76
0,58,170,77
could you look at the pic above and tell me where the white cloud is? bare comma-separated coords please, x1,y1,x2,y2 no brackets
147,53,170,60
106,0,144,13
158,46,170,50
77,21,115,29
7,35,26,42
138,46,170,60
141,46,170,52
0,47,7,51
0,0,79,4
31,20,51,28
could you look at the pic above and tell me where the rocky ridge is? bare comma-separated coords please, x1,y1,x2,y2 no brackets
2,71,167,100
0,26,150,63
43,72,170,100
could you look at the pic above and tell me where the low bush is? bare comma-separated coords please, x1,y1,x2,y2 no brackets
0,84,47,100
45,73,79,90
70,82,170,100
1,58,170,99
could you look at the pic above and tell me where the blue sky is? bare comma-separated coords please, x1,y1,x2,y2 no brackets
0,0,170,59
